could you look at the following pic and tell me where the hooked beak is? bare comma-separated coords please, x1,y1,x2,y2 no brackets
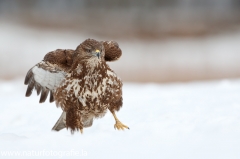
95,49,100,59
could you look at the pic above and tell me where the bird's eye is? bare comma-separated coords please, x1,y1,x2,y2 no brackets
85,48,91,53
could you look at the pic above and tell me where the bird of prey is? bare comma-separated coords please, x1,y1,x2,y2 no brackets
24,39,129,134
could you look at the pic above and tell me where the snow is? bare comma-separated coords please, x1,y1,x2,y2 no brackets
0,78,240,159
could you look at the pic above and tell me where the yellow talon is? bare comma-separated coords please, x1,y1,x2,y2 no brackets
110,110,129,130
114,121,129,130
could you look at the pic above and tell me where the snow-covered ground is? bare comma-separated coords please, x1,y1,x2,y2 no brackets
0,78,240,159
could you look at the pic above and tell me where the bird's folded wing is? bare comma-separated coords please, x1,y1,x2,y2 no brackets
24,49,74,103
102,41,122,62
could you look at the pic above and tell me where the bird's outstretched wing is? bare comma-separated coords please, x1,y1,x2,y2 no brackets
24,49,74,103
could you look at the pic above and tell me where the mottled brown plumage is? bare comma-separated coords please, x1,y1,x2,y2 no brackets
43,49,74,71
103,41,122,61
24,39,128,134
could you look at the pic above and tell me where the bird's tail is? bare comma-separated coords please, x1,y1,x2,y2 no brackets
82,116,93,128
52,111,66,131
52,111,94,131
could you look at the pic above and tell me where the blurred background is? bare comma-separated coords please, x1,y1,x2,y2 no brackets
1,0,240,83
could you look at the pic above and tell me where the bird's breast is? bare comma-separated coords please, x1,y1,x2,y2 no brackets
55,69,121,117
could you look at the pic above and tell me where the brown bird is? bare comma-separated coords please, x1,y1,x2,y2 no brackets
24,39,129,134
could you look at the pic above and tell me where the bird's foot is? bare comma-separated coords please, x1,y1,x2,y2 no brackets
114,120,129,130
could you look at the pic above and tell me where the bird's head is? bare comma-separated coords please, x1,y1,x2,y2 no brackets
74,39,104,62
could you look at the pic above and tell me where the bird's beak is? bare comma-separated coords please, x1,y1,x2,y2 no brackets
95,50,100,59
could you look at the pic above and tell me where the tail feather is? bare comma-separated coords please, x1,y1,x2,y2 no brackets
52,112,66,131
83,116,93,128
52,112,94,132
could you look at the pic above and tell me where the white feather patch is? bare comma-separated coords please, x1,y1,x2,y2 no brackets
32,66,65,90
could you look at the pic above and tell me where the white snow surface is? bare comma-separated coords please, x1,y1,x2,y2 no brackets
0,78,240,159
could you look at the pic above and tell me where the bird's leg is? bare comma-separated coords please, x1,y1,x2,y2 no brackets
109,109,129,130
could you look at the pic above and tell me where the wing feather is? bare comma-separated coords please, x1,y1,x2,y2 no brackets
40,87,49,103
102,41,122,62
25,78,35,97
24,68,34,85
25,62,66,103
24,49,74,103
49,90,55,103
35,83,42,95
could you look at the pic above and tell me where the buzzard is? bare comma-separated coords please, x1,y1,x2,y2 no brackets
24,39,129,134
